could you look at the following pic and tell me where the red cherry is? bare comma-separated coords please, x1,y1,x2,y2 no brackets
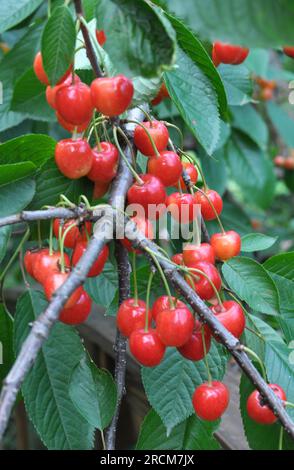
32,248,70,284
283,47,294,58
56,82,94,125
24,249,40,278
46,74,81,110
133,121,169,157
93,181,110,199
212,42,249,65
151,83,169,106
56,112,90,133
210,300,245,339
55,138,93,179
33,52,72,85
127,174,166,220
192,381,230,421
43,271,83,308
166,192,196,223
59,289,92,325
274,155,285,167
147,151,183,187
87,142,119,183
129,328,165,367
283,157,294,170
53,219,92,249
212,46,221,67
122,216,154,253
151,295,186,322
247,384,286,424
260,87,274,101
96,29,106,46
117,298,151,338
173,162,198,190
72,241,109,277
178,320,211,361
91,75,134,117
156,305,194,347
183,243,215,266
210,230,241,261
171,253,183,265
187,261,222,300
194,189,223,221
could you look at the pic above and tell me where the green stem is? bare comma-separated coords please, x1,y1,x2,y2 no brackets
60,222,77,273
188,268,223,306
132,251,138,306
242,346,267,382
116,126,137,171
137,106,153,125
144,247,174,309
285,401,294,408
278,426,284,451
126,119,160,157
0,228,30,282
145,271,154,332
194,186,225,233
179,150,208,191
49,219,54,256
165,122,184,149
201,326,212,385
93,114,101,150
113,126,143,184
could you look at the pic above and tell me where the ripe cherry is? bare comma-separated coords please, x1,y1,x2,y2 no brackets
117,298,151,337
147,151,183,187
183,243,215,266
151,295,186,322
211,230,241,261
122,216,154,253
32,248,70,284
133,121,169,157
178,320,211,361
283,47,294,59
156,305,194,347
53,219,92,249
166,192,196,224
59,289,92,325
173,162,198,190
24,249,40,278
93,181,110,199
187,261,222,300
96,29,106,46
151,83,169,106
194,189,223,221
210,300,245,339
284,157,294,170
72,242,109,277
46,74,81,110
56,82,94,125
56,112,90,133
129,328,165,367
212,42,249,66
33,52,72,85
171,253,183,265
247,384,286,424
127,174,166,220
87,142,119,183
91,75,134,117
192,381,230,421
43,270,83,308
55,138,93,179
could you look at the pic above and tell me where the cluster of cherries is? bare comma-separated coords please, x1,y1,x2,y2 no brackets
274,154,294,171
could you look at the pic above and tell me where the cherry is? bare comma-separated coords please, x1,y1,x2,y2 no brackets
187,261,222,300
247,384,286,424
171,253,183,265
151,295,186,322
53,219,92,249
147,151,183,187
122,216,154,253
33,52,71,85
32,248,70,284
56,112,90,133
210,300,245,339
183,243,215,266
284,157,294,170
87,142,119,183
59,288,92,325
178,320,211,361
212,42,249,66
72,242,109,277
91,75,134,117
56,82,94,125
194,189,223,221
133,121,169,157
24,249,40,278
96,29,106,46
255,77,276,90
210,230,241,261
93,181,110,199
283,47,294,59
151,83,169,106
43,270,83,308
46,74,81,110
117,298,151,338
192,381,230,421
166,192,196,224
129,328,165,367
173,162,198,190
156,305,194,347
127,174,166,220
55,138,93,179
260,87,274,101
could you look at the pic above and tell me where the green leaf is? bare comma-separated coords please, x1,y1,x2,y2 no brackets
218,65,253,106
241,233,277,252
266,102,294,148
207,201,251,237
136,409,220,450
0,226,11,263
0,134,56,168
14,290,94,449
0,0,43,34
132,77,161,106
222,257,280,316
0,163,36,186
69,356,117,430
142,343,227,434
0,177,35,217
0,305,14,390
244,314,284,362
199,147,227,196
231,105,268,150
96,0,176,78
41,5,76,85
85,261,118,313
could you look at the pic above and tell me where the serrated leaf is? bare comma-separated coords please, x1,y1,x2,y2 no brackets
0,177,35,217
85,261,118,312
14,290,94,450
218,65,253,106
267,101,294,148
41,5,76,85
244,314,284,362
0,134,56,168
222,257,280,316
0,226,11,263
0,304,14,390
0,0,43,34
199,147,227,197
69,356,117,430
241,233,277,252
132,77,161,106
231,105,268,150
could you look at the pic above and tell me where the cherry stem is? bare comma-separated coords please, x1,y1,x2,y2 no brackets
126,119,160,157
93,114,101,151
180,150,208,191
131,251,138,306
242,346,267,382
60,222,77,273
100,430,106,450
279,426,284,451
144,247,175,309
245,326,265,342
19,249,30,289
79,16,105,72
165,123,184,149
194,186,226,234
113,126,143,185
168,138,177,153
285,402,294,408
137,106,153,126
201,326,212,386
116,126,137,171
0,228,30,283
79,194,91,210
145,271,154,332
188,267,223,307
59,194,75,208
49,219,54,256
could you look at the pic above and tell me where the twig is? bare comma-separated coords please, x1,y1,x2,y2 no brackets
0,206,90,228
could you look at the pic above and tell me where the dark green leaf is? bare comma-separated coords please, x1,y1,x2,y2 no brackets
0,177,35,217
0,162,36,186
266,102,294,148
0,134,56,168
241,233,277,252
0,305,14,390
0,226,11,263
199,147,227,196
0,0,43,34
85,261,118,313
218,65,253,106
231,105,268,150
207,201,251,237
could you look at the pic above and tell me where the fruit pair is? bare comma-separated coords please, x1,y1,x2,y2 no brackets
274,155,294,170
166,189,223,224
212,42,249,67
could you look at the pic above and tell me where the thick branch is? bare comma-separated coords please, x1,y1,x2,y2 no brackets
0,206,90,228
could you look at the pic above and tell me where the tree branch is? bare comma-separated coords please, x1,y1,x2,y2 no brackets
0,206,90,228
